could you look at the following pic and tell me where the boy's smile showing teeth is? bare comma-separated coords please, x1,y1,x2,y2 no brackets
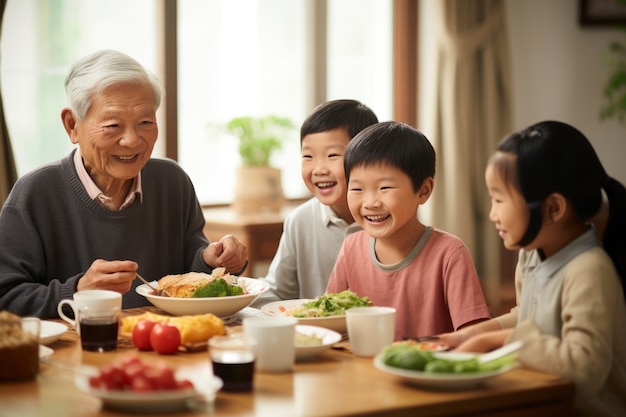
365,214,389,223
316,181,336,189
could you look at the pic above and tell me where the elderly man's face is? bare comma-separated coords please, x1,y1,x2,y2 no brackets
69,82,158,189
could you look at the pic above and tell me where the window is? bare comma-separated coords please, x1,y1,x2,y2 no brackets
1,0,392,205
1,0,160,175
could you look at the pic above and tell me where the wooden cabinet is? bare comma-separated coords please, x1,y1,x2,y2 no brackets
202,205,296,277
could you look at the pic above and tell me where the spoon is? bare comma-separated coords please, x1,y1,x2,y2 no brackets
433,340,523,364
135,273,168,297
477,340,523,364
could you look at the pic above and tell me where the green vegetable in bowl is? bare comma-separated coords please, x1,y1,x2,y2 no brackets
381,343,434,370
191,278,244,298
292,290,372,318
380,342,518,374
424,358,479,373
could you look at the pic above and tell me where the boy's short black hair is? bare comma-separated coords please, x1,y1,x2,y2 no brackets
300,99,378,142
344,121,436,192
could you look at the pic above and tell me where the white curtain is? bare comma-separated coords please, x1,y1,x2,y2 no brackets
0,0,18,206
428,0,513,308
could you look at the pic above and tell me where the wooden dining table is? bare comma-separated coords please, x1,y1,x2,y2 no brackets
0,306,576,417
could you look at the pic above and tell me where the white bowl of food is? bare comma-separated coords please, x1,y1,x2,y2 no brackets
295,324,342,360
261,291,372,334
262,299,347,333
136,271,269,318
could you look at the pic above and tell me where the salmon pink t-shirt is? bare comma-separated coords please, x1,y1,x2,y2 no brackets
326,226,491,340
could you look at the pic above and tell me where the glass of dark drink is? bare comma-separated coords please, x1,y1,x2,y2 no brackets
209,334,256,391
78,305,120,352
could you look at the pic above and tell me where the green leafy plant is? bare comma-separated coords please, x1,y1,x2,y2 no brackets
225,115,295,166
600,29,626,126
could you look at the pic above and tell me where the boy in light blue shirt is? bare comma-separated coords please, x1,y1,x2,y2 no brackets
252,100,378,306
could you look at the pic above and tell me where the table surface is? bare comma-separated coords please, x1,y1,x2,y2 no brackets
0,306,576,417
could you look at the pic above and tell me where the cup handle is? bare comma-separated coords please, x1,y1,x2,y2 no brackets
57,299,77,330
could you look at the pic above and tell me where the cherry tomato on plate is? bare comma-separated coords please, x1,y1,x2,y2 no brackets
87,354,195,392
132,320,157,351
150,323,181,355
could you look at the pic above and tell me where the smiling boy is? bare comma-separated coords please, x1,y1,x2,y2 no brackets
325,121,490,341
252,100,378,306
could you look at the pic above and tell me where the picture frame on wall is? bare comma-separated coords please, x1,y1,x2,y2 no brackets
580,0,626,26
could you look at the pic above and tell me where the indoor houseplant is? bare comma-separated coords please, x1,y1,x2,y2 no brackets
600,29,626,126
225,115,295,214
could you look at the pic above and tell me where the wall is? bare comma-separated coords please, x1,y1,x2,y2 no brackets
507,0,626,184
419,0,626,185
418,0,624,310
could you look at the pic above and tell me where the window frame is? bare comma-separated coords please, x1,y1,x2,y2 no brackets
158,0,418,208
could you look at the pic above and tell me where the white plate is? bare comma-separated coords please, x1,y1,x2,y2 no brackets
74,371,223,413
40,321,68,345
373,353,518,390
136,277,270,317
295,325,342,360
39,345,54,360
261,299,347,334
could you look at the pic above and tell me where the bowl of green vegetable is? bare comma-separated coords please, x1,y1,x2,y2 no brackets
261,290,372,334
136,277,270,318
373,341,522,390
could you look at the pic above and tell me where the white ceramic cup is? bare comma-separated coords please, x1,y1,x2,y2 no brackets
57,290,122,335
242,316,297,373
346,306,396,357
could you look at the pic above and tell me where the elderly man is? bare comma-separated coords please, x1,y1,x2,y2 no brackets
0,50,248,317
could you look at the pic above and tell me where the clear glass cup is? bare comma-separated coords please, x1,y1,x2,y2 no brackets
209,333,256,391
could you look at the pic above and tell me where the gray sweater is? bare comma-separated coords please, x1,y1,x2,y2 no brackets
0,150,212,318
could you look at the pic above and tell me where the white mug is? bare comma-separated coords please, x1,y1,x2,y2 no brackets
346,306,396,357
243,316,297,373
57,290,121,335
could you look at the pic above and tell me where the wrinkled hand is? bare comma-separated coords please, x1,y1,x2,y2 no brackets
77,259,138,293
202,234,248,274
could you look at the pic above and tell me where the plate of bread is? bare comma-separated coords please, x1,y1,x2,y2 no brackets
136,269,270,318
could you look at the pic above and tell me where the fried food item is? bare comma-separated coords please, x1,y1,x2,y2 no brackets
157,268,235,298
120,312,226,345
157,272,213,298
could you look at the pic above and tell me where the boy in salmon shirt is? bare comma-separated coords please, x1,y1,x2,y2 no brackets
326,121,490,340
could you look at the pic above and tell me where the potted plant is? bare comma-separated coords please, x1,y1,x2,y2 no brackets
224,115,295,214
600,28,626,126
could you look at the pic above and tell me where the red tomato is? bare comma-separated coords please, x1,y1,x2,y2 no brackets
132,320,156,351
150,323,181,355
146,365,177,390
98,364,129,390
124,362,147,382
130,375,154,392
92,354,194,392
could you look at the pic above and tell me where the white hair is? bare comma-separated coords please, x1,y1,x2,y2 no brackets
64,49,162,120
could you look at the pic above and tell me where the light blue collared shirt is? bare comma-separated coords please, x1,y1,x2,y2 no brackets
517,226,599,337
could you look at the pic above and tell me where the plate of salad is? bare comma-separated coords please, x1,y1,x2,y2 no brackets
261,290,372,334
374,341,522,390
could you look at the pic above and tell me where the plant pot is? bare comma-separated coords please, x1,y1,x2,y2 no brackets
232,166,286,214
